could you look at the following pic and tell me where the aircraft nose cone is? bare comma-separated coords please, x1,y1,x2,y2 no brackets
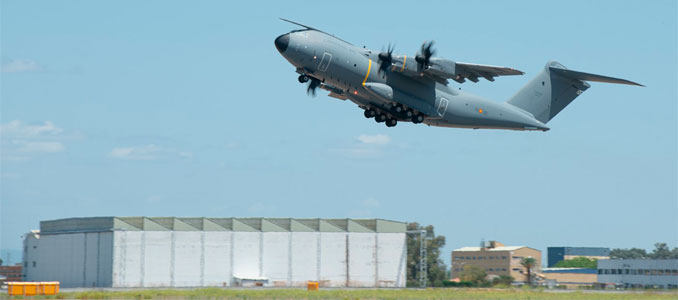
275,34,289,53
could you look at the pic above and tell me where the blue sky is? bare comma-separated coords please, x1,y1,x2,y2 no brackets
1,0,676,267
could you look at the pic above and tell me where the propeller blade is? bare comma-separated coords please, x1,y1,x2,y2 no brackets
307,78,321,96
415,40,435,70
378,43,395,74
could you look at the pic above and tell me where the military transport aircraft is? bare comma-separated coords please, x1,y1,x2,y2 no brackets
274,18,643,131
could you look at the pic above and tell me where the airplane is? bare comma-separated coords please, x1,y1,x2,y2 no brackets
274,18,643,131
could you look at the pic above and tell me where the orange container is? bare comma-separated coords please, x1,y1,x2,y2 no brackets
7,282,24,296
39,282,60,295
7,282,39,296
307,281,319,291
7,281,60,296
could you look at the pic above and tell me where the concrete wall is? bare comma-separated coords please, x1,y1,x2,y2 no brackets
542,272,597,288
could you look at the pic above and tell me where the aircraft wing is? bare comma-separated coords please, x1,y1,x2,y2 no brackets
452,62,524,83
418,58,525,84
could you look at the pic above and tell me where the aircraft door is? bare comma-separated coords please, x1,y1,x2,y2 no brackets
318,52,332,71
437,98,449,117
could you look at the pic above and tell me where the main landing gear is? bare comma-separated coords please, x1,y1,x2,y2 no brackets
298,74,309,83
363,107,420,128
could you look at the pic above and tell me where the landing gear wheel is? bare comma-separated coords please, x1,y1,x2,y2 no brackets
364,109,376,118
411,114,424,124
298,75,309,83
405,110,413,118
375,114,387,123
394,105,403,113
386,118,398,127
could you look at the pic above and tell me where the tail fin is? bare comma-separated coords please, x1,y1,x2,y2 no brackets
507,61,643,124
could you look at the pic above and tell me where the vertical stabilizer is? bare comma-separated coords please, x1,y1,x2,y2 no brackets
507,61,642,124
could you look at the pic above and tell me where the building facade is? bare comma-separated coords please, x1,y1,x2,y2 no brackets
547,247,610,267
540,268,597,289
0,265,23,282
597,259,678,289
451,241,541,283
23,217,407,288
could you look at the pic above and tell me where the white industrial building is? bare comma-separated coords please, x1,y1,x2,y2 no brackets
23,217,407,288
597,259,678,289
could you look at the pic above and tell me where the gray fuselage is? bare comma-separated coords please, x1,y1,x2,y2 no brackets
275,29,549,131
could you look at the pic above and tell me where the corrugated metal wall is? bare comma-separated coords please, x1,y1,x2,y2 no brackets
108,231,405,288
24,217,407,288
24,232,113,288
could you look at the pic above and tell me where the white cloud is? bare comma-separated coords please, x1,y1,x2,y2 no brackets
330,134,393,158
13,141,64,153
1,120,66,161
0,120,63,138
1,59,41,73
109,144,191,160
357,134,391,145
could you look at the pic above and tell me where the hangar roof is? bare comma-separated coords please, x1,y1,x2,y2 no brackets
39,217,406,234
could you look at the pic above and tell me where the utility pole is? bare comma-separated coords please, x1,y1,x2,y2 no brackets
407,229,428,288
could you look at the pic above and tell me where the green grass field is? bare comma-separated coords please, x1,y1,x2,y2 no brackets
5,287,676,300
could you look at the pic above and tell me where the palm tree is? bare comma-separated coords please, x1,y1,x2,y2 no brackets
520,257,536,286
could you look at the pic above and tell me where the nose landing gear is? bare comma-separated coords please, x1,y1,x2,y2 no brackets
298,75,309,83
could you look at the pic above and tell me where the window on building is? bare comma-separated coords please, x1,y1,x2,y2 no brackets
24,262,27,268
466,256,470,259
604,269,610,274
473,256,476,260
489,268,494,271
618,269,623,275
502,268,507,271
502,256,507,259
673,269,678,276
598,269,603,274
666,269,672,276
625,269,629,274
611,269,617,275
489,256,493,260
658,270,664,275
32,261,36,267
644,269,651,275
651,270,657,276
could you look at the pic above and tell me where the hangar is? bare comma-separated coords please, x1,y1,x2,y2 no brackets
22,217,407,288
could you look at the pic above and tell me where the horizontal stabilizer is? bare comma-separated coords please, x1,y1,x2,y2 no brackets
549,66,644,87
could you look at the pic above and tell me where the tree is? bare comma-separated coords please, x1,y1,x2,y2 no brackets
492,275,514,286
649,243,677,259
553,257,597,269
406,222,447,287
610,247,648,259
459,265,487,285
0,258,3,266
610,243,678,259
520,257,536,286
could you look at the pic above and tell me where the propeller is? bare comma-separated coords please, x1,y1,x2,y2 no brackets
307,78,321,96
415,40,435,70
378,43,395,74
